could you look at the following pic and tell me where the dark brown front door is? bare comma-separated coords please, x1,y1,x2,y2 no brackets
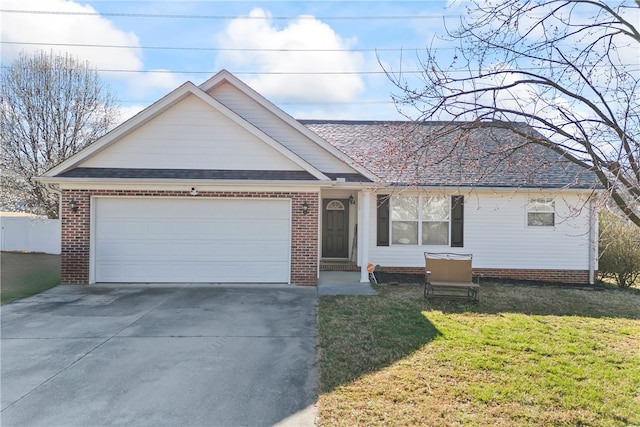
322,199,349,258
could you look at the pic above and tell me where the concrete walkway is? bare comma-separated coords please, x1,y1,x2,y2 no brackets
1,284,317,427
317,272,377,296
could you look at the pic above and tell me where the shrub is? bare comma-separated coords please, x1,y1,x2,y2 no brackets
599,211,640,288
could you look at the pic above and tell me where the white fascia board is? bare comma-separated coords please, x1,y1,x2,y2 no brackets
372,185,599,194
43,82,199,177
199,70,379,182
47,180,330,193
187,86,330,181
38,176,331,187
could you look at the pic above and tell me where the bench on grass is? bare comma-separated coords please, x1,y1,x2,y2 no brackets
424,252,480,303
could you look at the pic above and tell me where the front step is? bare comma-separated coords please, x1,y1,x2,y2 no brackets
319,260,358,271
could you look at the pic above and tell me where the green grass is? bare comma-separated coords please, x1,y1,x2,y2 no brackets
1,252,60,304
317,283,640,426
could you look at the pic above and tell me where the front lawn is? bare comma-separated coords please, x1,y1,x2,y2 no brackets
317,283,640,426
1,251,60,304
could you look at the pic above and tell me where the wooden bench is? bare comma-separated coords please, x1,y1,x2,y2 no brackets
424,252,480,303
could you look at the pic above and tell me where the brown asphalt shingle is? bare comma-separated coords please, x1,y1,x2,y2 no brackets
302,120,599,189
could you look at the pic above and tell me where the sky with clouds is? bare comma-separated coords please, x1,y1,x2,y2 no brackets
1,0,637,125
1,0,464,123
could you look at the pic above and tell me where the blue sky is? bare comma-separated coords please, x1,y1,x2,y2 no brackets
2,0,461,123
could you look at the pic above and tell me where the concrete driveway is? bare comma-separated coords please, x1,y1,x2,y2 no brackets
1,284,317,427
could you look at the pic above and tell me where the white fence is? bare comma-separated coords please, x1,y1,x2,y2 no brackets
0,214,61,254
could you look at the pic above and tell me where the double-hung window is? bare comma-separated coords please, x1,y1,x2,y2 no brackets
422,196,450,245
527,198,555,226
391,195,450,245
391,196,419,244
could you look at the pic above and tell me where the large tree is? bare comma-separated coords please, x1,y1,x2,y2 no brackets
1,51,119,218
388,0,640,226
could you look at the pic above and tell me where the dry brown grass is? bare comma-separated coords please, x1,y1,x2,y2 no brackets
317,283,640,426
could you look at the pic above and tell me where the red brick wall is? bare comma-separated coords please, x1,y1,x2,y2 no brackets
375,266,591,284
61,190,91,284
60,190,319,286
473,268,590,285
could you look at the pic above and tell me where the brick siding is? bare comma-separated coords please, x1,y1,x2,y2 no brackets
473,268,590,285
60,190,318,286
375,266,591,285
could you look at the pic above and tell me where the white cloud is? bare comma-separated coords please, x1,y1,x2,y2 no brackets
1,1,188,106
1,0,143,72
214,8,366,103
123,71,186,98
117,104,147,124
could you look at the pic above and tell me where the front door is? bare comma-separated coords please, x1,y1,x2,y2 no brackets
322,199,349,258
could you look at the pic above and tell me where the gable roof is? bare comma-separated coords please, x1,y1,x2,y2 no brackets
199,71,377,182
302,120,600,189
39,70,598,190
41,72,373,184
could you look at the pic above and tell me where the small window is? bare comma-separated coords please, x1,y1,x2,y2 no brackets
326,200,345,211
527,198,555,226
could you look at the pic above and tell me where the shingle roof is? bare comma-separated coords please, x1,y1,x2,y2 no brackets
302,120,600,189
57,168,373,182
323,173,372,183
57,168,319,181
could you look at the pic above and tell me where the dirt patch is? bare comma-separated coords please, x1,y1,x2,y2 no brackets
374,272,423,284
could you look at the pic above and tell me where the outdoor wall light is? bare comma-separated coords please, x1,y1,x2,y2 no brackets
349,195,356,205
302,202,309,215
69,200,79,213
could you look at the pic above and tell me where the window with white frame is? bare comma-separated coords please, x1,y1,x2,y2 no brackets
422,196,449,245
391,196,418,244
391,195,450,245
527,198,555,226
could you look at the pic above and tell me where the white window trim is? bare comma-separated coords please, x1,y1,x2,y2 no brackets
527,197,555,227
390,195,451,246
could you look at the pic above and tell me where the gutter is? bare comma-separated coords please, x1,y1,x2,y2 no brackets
36,176,336,187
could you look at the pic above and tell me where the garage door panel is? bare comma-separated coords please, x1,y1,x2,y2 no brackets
97,238,289,259
97,261,287,283
99,218,289,238
94,198,291,283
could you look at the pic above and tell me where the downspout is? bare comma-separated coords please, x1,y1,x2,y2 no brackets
588,195,597,285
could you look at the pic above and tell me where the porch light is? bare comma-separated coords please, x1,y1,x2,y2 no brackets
302,202,309,215
69,200,79,213
349,195,356,205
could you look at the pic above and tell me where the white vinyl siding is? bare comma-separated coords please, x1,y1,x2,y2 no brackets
82,95,303,171
93,198,290,283
368,191,592,270
208,82,356,174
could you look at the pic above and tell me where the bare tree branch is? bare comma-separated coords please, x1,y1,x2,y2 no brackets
386,0,640,227
1,50,119,218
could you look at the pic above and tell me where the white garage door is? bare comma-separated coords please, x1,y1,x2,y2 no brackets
94,198,291,283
